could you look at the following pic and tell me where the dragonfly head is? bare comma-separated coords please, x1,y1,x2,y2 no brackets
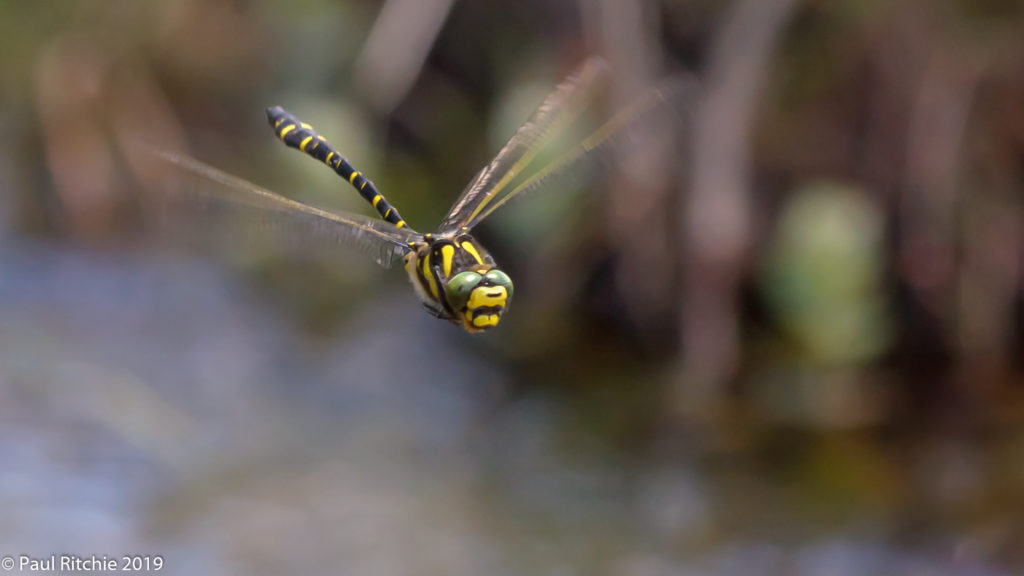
445,268,514,333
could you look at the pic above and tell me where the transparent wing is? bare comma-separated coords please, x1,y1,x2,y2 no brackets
464,75,700,230
137,150,418,268
436,57,609,234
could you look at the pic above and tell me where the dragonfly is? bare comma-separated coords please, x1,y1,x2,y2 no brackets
150,58,688,333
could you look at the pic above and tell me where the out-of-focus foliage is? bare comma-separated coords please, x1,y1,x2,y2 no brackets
761,183,890,366
2,0,1024,574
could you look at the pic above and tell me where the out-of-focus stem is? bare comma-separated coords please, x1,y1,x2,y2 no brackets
678,0,799,407
353,0,456,116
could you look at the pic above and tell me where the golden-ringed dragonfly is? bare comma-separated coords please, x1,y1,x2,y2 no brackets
149,58,690,333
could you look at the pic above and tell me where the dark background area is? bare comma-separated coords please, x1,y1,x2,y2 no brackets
1,0,1023,574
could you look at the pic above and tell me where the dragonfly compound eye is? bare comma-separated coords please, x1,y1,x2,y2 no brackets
445,271,484,312
484,269,514,299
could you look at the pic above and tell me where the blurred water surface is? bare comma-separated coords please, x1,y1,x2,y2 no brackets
2,239,1019,574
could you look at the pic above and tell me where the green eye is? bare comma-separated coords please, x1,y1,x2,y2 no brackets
484,269,513,299
445,271,483,311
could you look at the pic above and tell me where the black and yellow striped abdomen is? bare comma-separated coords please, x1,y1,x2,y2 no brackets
266,106,410,229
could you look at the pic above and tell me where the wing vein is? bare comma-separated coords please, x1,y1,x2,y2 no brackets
137,149,418,268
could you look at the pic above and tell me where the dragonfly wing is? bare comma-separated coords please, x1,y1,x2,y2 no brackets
436,57,609,234
137,150,418,268
463,74,700,230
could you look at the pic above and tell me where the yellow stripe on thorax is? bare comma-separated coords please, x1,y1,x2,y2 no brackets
278,125,296,139
299,136,313,151
421,254,439,299
461,241,484,265
440,245,455,277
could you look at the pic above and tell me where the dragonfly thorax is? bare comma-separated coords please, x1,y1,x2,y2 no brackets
403,234,513,333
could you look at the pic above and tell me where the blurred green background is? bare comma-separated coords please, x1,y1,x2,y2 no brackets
2,0,1023,574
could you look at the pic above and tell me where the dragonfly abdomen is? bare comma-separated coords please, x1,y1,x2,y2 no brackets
265,106,410,229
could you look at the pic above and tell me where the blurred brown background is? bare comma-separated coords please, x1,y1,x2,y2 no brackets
1,0,1023,574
